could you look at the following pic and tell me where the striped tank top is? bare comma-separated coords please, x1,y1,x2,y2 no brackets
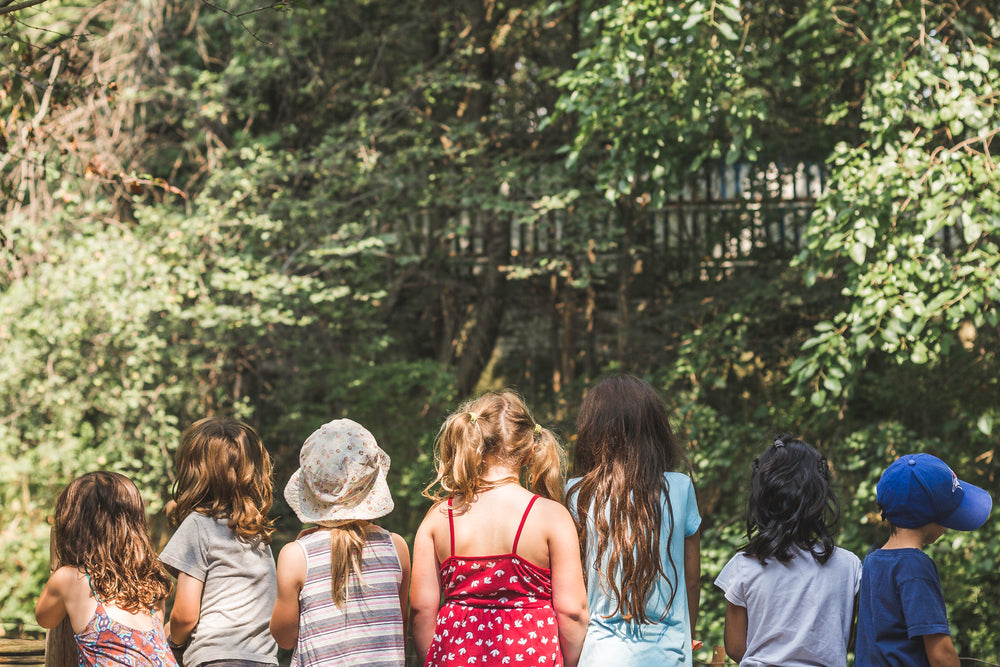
290,524,404,667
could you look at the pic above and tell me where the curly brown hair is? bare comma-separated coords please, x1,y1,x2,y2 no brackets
423,390,565,510
53,471,172,612
170,418,275,543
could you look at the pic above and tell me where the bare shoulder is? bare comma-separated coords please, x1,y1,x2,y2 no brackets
416,500,449,534
390,532,411,565
390,531,410,554
50,565,87,595
529,496,575,528
277,539,307,565
531,495,573,515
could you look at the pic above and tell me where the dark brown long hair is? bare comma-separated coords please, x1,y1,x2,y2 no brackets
568,375,687,623
53,471,172,612
423,390,565,510
170,418,275,543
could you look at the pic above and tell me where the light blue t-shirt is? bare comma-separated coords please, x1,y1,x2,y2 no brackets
567,472,701,666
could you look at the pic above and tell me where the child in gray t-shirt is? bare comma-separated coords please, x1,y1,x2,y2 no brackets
714,435,862,667
160,418,279,667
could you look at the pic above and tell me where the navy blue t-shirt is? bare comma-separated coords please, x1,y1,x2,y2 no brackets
855,548,950,667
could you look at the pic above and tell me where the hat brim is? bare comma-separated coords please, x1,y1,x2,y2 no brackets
284,466,394,525
939,480,992,531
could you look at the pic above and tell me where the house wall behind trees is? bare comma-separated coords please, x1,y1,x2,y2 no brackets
2,0,998,658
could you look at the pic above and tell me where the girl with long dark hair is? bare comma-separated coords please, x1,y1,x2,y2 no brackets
567,375,701,666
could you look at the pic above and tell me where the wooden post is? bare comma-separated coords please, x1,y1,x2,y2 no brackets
45,527,76,666
711,645,727,665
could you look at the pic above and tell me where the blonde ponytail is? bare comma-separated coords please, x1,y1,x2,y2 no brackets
528,427,566,502
328,522,369,607
423,410,488,510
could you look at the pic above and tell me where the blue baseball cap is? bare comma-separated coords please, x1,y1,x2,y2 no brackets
877,454,992,531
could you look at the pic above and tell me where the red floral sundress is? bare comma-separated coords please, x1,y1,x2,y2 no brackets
425,495,563,667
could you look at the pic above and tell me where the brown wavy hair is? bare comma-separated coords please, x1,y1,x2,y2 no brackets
170,418,275,543
53,471,172,612
423,390,565,510
568,375,688,624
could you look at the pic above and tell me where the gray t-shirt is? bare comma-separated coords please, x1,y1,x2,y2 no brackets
714,545,862,667
160,512,279,666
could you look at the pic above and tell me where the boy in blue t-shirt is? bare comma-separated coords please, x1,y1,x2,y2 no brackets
856,454,992,667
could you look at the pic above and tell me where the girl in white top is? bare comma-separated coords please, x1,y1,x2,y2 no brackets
714,435,862,667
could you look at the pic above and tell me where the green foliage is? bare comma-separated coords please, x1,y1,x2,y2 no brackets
556,0,763,200
2,0,999,658
791,3,1000,405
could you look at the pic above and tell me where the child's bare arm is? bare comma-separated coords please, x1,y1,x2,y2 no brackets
35,566,72,629
923,633,960,667
391,533,411,647
167,572,203,647
409,517,443,663
270,542,306,650
547,505,589,667
684,531,701,638
723,601,748,663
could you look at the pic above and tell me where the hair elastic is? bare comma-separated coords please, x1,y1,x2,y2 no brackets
467,412,478,424
533,423,542,435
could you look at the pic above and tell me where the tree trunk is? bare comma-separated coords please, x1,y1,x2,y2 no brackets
452,213,508,396
616,200,634,368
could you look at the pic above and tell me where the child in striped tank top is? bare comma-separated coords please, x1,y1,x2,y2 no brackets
270,419,411,667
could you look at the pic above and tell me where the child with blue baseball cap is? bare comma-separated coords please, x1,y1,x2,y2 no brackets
855,454,992,667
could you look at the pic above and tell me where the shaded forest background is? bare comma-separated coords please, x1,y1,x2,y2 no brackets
2,0,998,661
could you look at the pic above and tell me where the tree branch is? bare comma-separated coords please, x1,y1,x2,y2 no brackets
199,0,283,44
0,0,49,17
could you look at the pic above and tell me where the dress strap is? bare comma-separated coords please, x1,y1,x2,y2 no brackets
512,495,540,555
447,497,456,557
84,571,103,604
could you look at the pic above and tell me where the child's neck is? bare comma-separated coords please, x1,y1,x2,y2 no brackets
882,523,945,550
481,462,520,486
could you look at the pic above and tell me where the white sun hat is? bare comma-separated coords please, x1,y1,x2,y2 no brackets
284,419,393,525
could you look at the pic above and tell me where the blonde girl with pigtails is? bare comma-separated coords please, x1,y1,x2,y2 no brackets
411,391,589,667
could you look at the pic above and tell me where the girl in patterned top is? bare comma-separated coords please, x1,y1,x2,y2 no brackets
270,419,411,667
411,391,589,667
35,471,177,667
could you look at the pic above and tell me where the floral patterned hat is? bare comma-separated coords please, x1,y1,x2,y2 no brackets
284,419,393,525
